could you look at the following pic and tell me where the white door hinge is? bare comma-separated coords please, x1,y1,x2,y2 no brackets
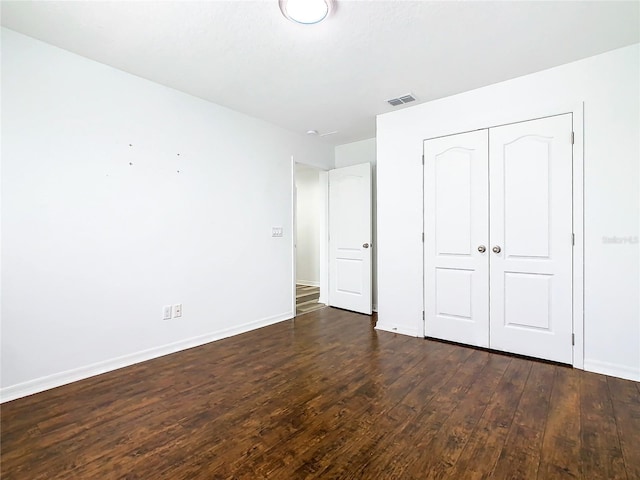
572,333,575,346
422,154,425,166
422,311,425,321
571,132,575,144
572,233,575,246
422,232,425,242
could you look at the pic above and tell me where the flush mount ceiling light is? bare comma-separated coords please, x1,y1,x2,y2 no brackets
280,0,334,25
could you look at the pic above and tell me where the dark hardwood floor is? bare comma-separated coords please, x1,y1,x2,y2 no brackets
1,308,639,479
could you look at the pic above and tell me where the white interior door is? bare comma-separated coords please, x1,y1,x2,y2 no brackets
489,114,573,363
424,130,489,347
329,163,372,314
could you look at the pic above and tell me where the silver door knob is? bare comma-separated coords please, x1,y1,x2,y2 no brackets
492,245,501,253
477,245,486,253
362,243,370,248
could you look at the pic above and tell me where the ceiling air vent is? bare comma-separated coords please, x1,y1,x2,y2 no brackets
387,94,416,107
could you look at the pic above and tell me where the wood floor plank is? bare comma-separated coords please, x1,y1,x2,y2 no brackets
1,308,638,480
231,336,437,478
302,344,483,478
412,352,512,479
580,371,627,479
607,375,640,405
491,361,555,479
359,348,484,476
305,340,467,480
538,366,582,479
608,376,640,478
446,356,531,480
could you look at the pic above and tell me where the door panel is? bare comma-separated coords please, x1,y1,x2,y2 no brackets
489,114,573,363
503,138,550,257
329,163,372,314
424,130,489,347
435,268,473,320
436,149,473,255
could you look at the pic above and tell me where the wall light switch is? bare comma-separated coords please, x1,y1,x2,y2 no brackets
163,305,172,320
173,304,182,318
272,227,283,237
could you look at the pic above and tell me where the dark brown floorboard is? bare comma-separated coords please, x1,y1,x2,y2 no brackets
1,308,638,479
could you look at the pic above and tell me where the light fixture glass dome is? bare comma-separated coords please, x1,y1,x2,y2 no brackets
279,0,333,25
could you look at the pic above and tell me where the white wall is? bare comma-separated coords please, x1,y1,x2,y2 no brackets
295,164,321,286
377,43,640,381
0,28,334,400
335,139,376,168
335,138,378,310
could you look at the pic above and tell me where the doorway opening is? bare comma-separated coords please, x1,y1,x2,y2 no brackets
294,163,328,316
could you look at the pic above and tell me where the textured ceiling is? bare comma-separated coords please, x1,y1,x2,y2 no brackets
2,1,639,146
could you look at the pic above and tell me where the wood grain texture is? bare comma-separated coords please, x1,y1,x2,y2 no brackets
580,372,627,479
1,308,638,479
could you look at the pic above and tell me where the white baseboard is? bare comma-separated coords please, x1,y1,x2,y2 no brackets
0,312,294,403
296,280,320,287
583,359,640,382
375,322,421,338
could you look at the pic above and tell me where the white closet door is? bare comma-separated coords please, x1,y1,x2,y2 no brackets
489,114,573,363
329,163,372,315
424,130,489,347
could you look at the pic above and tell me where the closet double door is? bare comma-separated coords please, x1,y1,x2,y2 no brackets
424,114,573,364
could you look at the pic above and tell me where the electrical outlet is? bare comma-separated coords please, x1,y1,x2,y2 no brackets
173,304,182,318
163,305,172,320
272,227,283,237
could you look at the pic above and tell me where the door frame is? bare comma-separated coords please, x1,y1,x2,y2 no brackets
290,156,296,317
422,103,585,369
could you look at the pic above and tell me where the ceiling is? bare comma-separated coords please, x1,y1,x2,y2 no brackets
2,1,639,146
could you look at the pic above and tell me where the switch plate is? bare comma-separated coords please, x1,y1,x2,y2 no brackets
272,227,283,237
163,305,172,320
173,304,182,318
